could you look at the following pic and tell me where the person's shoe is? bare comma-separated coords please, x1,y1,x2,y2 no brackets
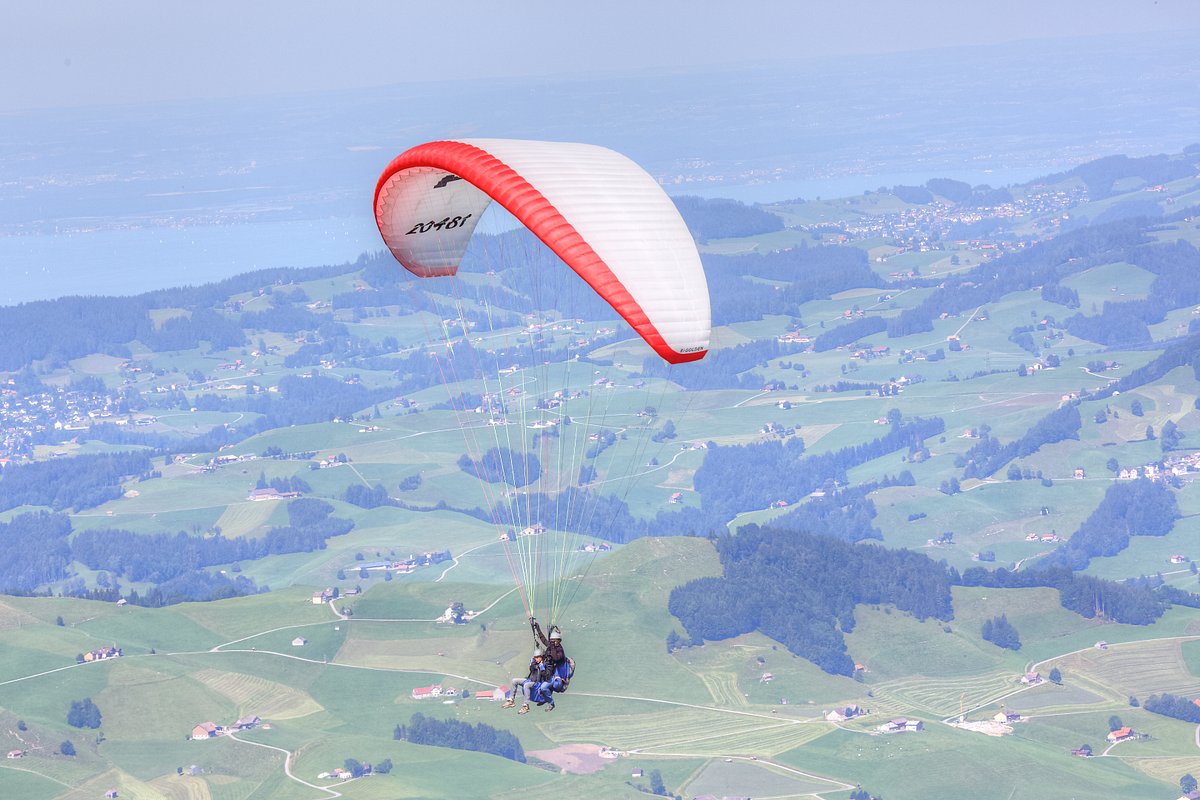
517,704,529,715
546,703,555,712
501,698,515,709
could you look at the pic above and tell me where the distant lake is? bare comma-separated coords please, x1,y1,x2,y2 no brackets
0,167,1049,307
0,216,381,306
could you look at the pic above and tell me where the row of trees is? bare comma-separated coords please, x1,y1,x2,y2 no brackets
394,713,524,762
1142,693,1200,724
958,404,1081,479
71,499,353,584
811,316,887,352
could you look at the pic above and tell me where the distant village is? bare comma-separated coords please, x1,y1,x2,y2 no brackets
807,186,1087,256
330,549,453,581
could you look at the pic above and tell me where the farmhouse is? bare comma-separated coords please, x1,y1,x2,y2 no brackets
292,637,307,647
474,687,511,702
248,487,301,501
191,722,220,739
83,645,122,662
1071,744,1093,757
401,549,453,566
1107,726,1135,743
234,715,261,730
993,711,1021,724
412,685,443,700
826,705,864,722
6,750,24,759
1019,671,1042,685
877,718,923,734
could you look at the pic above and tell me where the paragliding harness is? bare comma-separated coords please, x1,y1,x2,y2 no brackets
552,656,576,691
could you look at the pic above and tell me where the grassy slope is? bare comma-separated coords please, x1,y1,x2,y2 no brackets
6,537,1200,798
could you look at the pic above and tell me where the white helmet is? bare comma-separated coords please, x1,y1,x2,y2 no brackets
533,647,545,658
548,627,562,641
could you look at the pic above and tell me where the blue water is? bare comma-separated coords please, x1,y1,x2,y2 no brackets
0,216,381,306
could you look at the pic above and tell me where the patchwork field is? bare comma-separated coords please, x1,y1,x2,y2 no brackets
681,758,848,798
543,706,832,757
1046,637,1200,700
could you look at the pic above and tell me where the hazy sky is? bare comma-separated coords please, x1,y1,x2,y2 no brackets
3,0,1196,112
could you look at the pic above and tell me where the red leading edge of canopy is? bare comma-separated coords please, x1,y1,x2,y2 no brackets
373,140,706,365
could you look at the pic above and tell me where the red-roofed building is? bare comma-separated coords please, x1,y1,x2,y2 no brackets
191,722,220,739
1107,726,1134,743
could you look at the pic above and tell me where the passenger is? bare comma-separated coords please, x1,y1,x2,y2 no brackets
504,647,554,714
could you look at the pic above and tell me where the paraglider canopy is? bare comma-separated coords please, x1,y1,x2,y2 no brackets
373,138,710,364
